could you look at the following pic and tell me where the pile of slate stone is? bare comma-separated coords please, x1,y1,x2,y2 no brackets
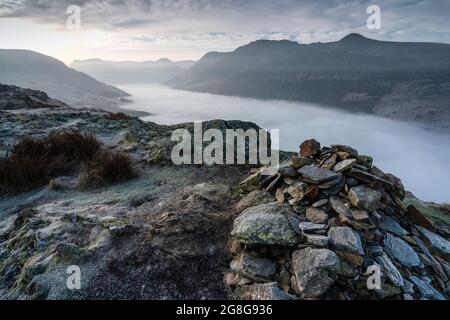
226,139,450,300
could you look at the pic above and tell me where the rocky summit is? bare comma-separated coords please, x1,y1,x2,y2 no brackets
0,83,449,300
228,141,450,300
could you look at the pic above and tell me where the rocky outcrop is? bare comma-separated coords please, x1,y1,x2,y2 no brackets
228,140,450,300
0,83,67,110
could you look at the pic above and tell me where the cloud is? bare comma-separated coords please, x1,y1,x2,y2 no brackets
1,0,450,62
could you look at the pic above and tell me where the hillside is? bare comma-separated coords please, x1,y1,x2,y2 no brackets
0,49,130,108
72,58,196,85
0,84,449,300
168,34,450,130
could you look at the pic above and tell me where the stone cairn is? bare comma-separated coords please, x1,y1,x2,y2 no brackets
226,139,450,300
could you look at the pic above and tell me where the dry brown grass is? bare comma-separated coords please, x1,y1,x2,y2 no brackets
78,150,136,188
0,130,135,195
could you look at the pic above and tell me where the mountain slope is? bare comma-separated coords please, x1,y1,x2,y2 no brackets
0,49,130,108
72,58,196,85
168,34,450,130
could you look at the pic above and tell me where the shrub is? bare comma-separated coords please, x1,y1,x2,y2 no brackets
78,150,136,188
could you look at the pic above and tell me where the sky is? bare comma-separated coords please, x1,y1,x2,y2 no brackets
1,0,450,64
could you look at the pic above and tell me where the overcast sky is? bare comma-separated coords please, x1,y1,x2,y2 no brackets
1,0,450,64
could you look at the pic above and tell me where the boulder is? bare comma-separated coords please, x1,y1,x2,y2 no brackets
231,203,298,246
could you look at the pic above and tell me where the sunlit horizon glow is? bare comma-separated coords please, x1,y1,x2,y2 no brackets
1,0,450,64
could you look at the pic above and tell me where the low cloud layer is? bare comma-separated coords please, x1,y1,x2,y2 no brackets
120,83,450,203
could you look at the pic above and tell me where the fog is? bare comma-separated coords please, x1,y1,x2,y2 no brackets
119,83,450,203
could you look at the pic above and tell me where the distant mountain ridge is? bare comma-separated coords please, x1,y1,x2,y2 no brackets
0,49,129,108
168,34,450,130
72,58,196,85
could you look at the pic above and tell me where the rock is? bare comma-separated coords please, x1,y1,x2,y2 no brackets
109,224,139,237
350,208,370,222
345,178,360,188
300,139,321,157
265,173,282,192
328,227,364,256
416,226,450,260
55,242,83,259
331,144,358,157
403,279,415,295
406,205,436,232
231,203,298,246
403,294,414,300
348,168,393,190
348,185,381,211
298,165,338,184
333,159,357,173
409,276,446,300
230,254,276,282
356,155,373,168
236,190,274,212
380,216,408,236
292,247,340,298
312,199,328,208
330,196,352,223
375,253,404,287
320,153,337,170
285,182,307,205
298,222,327,234
384,234,421,268
278,164,298,178
235,282,296,300
374,283,402,299
275,188,285,203
291,156,314,169
306,207,329,224
224,272,238,288
304,234,329,247
413,236,448,281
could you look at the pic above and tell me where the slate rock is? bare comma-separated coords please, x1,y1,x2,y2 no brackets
416,226,450,260
348,185,381,211
328,227,364,256
375,253,404,287
297,165,338,183
384,234,421,268
409,276,446,300
380,216,408,236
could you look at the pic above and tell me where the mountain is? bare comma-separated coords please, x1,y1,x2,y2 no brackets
72,58,196,85
0,49,130,108
167,34,450,130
